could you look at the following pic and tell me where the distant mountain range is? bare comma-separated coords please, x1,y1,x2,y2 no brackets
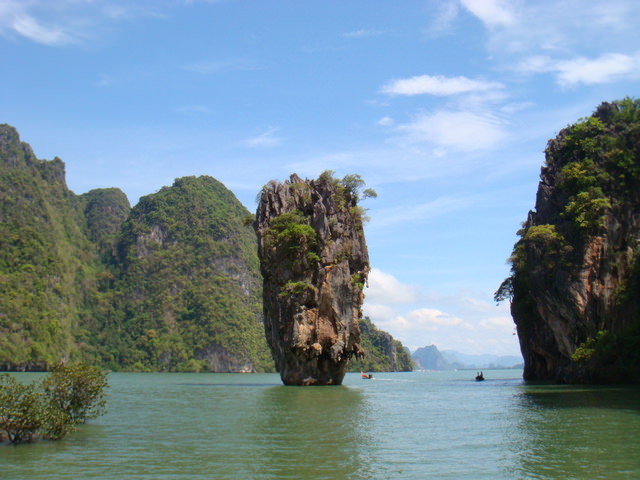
412,344,523,370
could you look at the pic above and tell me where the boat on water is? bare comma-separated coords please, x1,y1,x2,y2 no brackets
475,371,485,381
361,372,373,379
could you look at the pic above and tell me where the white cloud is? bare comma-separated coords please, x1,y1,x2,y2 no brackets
244,127,283,149
460,1,640,56
365,268,420,305
406,308,465,328
362,303,397,323
479,316,514,331
10,14,75,45
381,74,503,96
377,116,394,127
361,269,519,355
517,52,640,86
395,110,507,151
459,0,519,28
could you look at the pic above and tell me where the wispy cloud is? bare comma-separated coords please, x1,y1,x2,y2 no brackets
394,110,507,152
244,127,283,149
377,116,394,127
0,0,225,46
176,105,211,114
424,1,459,37
381,74,503,96
459,0,519,28
371,196,475,228
457,0,640,55
182,59,263,74
518,52,640,86
343,28,385,38
0,0,164,45
10,14,75,45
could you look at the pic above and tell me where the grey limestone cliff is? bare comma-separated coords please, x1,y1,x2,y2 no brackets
255,173,371,385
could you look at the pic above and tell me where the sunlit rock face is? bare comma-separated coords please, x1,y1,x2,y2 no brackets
505,101,640,383
255,173,370,385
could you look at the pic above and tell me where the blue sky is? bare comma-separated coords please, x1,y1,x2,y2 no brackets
2,0,638,356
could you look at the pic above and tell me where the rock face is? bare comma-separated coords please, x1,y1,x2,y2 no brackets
500,99,640,383
255,173,371,385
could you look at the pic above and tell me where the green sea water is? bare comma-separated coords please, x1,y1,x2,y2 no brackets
2,370,639,479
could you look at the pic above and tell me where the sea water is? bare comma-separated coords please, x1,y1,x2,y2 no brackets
2,370,639,479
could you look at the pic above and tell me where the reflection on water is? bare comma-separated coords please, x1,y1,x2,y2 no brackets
2,371,639,480
249,386,372,480
510,385,640,479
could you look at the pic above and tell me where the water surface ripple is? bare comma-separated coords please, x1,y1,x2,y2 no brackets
2,370,639,479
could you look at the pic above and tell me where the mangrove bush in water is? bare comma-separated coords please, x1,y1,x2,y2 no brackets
0,362,108,444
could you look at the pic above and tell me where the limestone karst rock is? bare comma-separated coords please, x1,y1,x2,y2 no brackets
255,173,371,385
498,99,640,383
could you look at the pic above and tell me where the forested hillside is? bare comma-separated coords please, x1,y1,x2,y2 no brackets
106,176,272,372
0,125,103,368
0,124,408,373
350,317,413,372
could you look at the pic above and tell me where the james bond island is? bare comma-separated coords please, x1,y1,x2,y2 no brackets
255,172,375,385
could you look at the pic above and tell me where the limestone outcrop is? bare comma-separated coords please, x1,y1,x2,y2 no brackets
255,173,372,385
498,99,640,383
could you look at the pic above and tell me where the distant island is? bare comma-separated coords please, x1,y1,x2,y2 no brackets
411,344,522,371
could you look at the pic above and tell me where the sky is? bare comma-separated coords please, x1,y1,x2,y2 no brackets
1,0,638,356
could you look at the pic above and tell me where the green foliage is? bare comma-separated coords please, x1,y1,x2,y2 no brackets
497,98,640,305
317,170,377,213
349,317,413,372
550,99,640,233
0,126,105,368
494,276,513,304
350,273,365,289
111,175,272,372
0,375,42,444
509,224,572,273
265,210,319,268
571,330,616,363
563,188,611,231
42,362,107,424
279,281,313,297
0,362,108,444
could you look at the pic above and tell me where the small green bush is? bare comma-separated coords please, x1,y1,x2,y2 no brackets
0,362,108,444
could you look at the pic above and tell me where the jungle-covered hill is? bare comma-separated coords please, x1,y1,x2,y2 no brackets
0,124,408,372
